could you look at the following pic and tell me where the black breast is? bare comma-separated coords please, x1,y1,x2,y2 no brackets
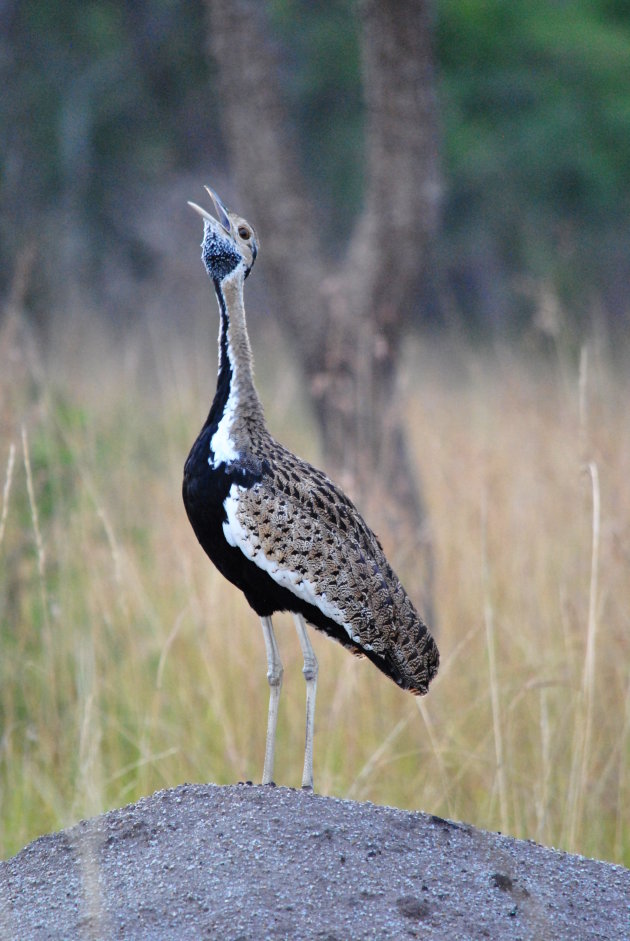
182,429,354,638
183,425,252,577
183,427,300,618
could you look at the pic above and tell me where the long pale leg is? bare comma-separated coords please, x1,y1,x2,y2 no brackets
293,613,318,789
260,616,283,785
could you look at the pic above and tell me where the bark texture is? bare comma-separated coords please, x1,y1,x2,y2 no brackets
206,0,440,613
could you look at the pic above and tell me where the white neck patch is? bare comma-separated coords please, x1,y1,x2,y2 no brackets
210,338,240,467
209,265,250,468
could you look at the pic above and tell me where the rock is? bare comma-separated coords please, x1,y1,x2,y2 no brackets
0,783,628,940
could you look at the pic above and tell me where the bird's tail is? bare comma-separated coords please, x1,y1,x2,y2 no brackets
364,617,439,695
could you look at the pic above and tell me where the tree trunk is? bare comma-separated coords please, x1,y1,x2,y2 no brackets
206,0,440,618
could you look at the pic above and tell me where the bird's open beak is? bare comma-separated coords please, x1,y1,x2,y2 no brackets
188,186,231,234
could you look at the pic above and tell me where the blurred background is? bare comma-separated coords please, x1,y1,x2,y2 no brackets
3,0,630,338
1,0,629,867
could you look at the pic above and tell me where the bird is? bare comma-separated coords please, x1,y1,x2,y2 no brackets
183,186,439,790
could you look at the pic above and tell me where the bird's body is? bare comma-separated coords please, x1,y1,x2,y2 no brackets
183,188,439,788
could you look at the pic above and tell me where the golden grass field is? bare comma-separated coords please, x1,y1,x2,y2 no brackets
1,308,628,866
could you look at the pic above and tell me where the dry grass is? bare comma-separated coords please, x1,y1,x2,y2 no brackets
0,309,628,867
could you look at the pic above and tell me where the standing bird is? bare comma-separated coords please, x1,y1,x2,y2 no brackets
183,187,439,789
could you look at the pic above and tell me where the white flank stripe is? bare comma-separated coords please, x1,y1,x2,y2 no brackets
222,486,365,647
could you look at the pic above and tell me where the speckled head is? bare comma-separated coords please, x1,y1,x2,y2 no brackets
188,186,259,284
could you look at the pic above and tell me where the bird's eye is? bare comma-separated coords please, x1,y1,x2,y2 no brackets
238,226,251,240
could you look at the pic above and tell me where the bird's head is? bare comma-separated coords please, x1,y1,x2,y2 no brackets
188,186,258,284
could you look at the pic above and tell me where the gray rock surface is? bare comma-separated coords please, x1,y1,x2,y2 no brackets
0,783,628,940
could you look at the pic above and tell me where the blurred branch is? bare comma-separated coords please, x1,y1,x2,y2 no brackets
350,0,441,316
207,0,327,370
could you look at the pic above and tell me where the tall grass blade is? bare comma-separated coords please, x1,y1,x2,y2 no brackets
0,443,16,551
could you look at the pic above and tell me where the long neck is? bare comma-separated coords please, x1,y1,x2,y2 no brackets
205,267,264,446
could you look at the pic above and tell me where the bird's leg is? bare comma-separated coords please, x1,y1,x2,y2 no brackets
259,616,283,785
292,613,318,789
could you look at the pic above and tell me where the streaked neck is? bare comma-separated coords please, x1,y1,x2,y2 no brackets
205,268,264,462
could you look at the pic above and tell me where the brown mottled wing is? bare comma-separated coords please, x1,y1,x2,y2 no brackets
230,442,439,694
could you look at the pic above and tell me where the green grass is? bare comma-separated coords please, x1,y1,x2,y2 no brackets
1,311,629,867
